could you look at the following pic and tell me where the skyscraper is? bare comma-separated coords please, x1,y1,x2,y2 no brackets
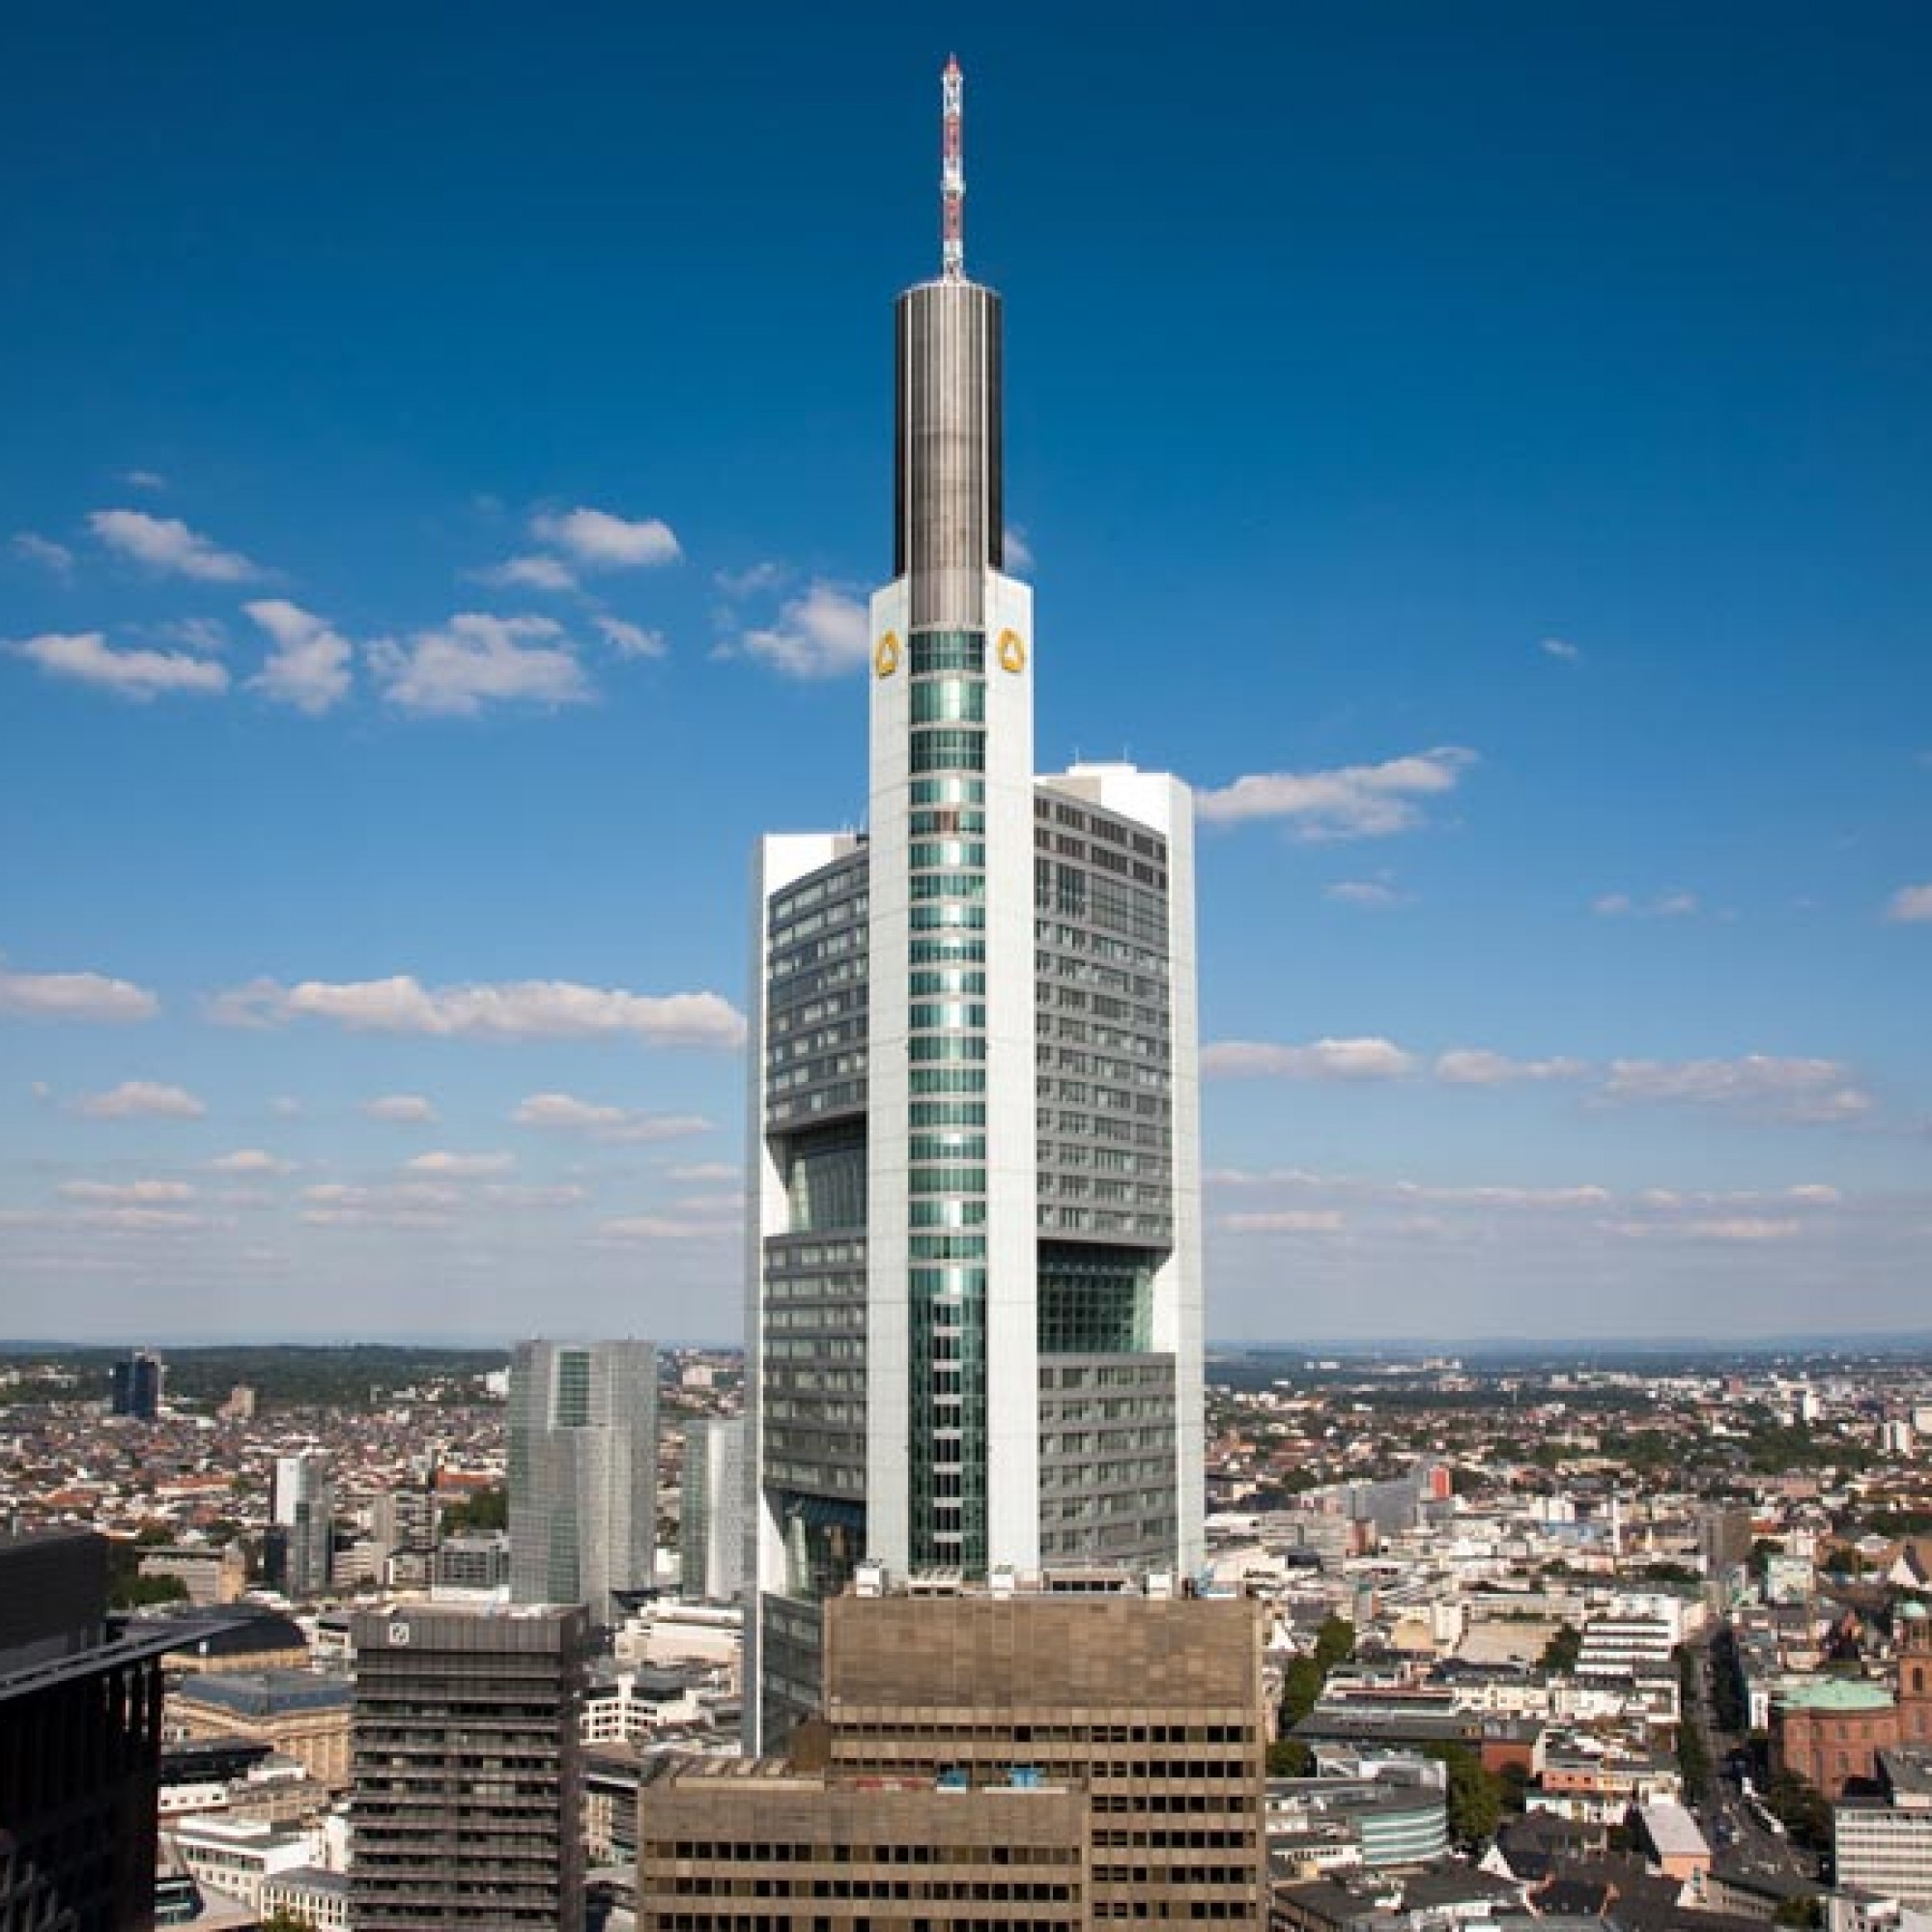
349,1604,588,1931
679,1417,747,1603
508,1339,658,1621
109,1347,163,1420
747,59,1204,1747
268,1450,334,1601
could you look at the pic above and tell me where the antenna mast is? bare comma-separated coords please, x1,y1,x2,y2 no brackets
941,56,965,280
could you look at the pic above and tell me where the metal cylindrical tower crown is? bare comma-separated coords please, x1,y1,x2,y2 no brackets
893,279,1004,628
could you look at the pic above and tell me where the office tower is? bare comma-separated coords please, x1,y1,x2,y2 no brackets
110,1346,164,1420
747,59,1204,1745
371,1454,441,1587
679,1417,747,1603
1,1531,183,1929
637,1579,1267,1929
349,1604,589,1931
508,1339,659,1621
268,1451,335,1600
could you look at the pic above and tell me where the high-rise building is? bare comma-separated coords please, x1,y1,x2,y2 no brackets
679,1417,747,1604
1,1531,185,1929
746,58,1204,1746
349,1604,589,1931
268,1451,335,1601
110,1346,164,1420
637,1577,1267,1929
508,1339,659,1622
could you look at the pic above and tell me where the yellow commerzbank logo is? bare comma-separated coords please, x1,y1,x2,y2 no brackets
873,631,901,678
997,629,1026,673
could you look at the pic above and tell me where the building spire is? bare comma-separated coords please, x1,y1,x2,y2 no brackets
941,55,965,281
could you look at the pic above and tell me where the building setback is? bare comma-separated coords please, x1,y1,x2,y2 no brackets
747,56,1204,1749
348,1603,589,1931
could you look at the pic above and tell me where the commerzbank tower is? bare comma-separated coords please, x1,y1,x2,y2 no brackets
746,60,1204,1747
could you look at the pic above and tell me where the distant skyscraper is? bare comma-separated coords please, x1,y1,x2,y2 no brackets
268,1452,334,1600
508,1339,658,1621
110,1347,163,1420
746,60,1204,1746
349,1603,588,1931
679,1417,746,1604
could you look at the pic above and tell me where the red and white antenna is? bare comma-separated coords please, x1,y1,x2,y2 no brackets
941,55,965,281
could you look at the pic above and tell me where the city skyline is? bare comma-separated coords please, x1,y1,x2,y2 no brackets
2,6,1928,1345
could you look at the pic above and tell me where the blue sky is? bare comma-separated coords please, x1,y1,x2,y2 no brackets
1,4,1926,1344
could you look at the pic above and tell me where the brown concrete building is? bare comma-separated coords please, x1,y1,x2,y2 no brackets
639,1758,1091,1928
637,1581,1268,1929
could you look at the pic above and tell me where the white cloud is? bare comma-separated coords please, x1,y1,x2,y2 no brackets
1222,1209,1346,1235
270,1096,302,1118
737,582,869,678
479,1182,588,1208
300,1179,459,1228
73,1205,209,1233
208,1150,294,1175
483,554,579,592
362,1094,437,1123
210,973,746,1049
244,600,354,714
595,1214,729,1241
1604,1214,1803,1243
60,1179,194,1204
124,469,167,492
404,1151,515,1178
1604,1055,1872,1123
162,616,229,654
1540,637,1581,663
1004,526,1036,573
71,1080,206,1119
1196,748,1476,839
369,612,590,716
1324,880,1403,908
530,507,680,569
1884,883,1932,925
1435,1048,1588,1086
668,1161,742,1184
88,508,259,582
10,532,73,574
0,957,158,1023
1202,1037,1415,1081
1400,1180,1611,1209
593,615,667,659
1592,891,1699,919
14,631,230,700
713,561,787,600
512,1093,714,1142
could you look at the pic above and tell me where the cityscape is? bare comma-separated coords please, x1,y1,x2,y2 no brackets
3,10,1928,1932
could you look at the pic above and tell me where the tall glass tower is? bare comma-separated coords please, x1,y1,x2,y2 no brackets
747,60,1203,1747
508,1339,659,1623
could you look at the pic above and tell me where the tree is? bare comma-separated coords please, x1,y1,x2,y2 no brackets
1279,1655,1325,1731
260,1911,317,1932
441,1485,507,1535
110,1574,188,1610
1539,1624,1582,1674
1774,1899,1824,1930
1314,1615,1356,1674
1267,1739,1313,1777
1421,1744,1503,1847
